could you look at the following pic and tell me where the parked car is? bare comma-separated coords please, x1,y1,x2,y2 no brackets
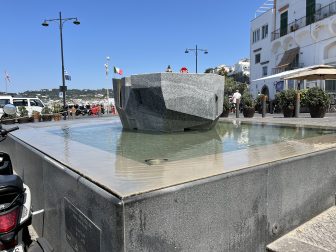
0,96,45,118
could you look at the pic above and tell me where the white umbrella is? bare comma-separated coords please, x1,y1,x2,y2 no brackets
284,65,336,80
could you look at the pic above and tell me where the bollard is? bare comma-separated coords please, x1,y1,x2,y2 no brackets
236,99,240,118
262,95,267,118
295,92,300,118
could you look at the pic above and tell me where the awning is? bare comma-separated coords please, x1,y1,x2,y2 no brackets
284,65,336,80
277,47,300,68
252,67,309,82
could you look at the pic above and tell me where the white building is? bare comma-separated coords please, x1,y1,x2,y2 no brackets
250,0,336,99
228,58,250,77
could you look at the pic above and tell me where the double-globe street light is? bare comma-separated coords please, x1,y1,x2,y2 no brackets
185,45,208,73
42,12,80,120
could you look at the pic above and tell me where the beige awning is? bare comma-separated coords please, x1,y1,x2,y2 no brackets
284,65,336,80
277,47,300,68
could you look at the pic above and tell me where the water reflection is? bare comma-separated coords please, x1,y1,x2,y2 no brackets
51,121,336,164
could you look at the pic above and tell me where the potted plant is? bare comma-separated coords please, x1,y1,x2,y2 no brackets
301,87,330,118
220,95,231,117
17,106,30,124
41,107,53,122
32,110,41,122
276,89,297,117
1,113,17,125
52,104,62,121
241,92,255,118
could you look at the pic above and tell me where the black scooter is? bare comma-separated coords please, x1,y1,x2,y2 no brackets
0,104,52,252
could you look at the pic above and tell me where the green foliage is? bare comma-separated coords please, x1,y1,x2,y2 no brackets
229,72,250,84
18,106,28,117
217,67,228,76
224,77,248,96
204,68,214,73
300,87,330,109
241,92,255,108
223,95,231,111
276,89,297,109
52,104,61,113
41,107,51,114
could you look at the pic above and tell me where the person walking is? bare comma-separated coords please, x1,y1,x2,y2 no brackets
232,90,241,113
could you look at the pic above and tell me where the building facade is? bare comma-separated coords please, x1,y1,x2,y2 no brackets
250,0,336,99
228,58,250,77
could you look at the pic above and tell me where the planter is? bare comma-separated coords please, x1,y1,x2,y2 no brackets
53,113,62,121
282,107,295,118
18,117,31,124
1,118,16,125
41,114,53,122
309,106,326,118
243,107,255,118
33,112,41,122
220,110,230,118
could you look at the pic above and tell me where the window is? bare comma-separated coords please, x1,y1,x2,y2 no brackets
255,54,261,64
262,66,268,76
280,11,288,36
30,99,44,107
0,99,10,108
262,25,268,39
325,80,336,92
252,29,260,43
306,0,316,25
13,99,28,107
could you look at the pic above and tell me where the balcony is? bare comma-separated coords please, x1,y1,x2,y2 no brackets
272,63,304,75
271,1,336,41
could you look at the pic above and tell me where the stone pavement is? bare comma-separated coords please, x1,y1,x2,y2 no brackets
220,112,336,128
267,206,336,252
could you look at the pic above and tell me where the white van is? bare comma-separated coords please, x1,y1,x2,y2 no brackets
0,96,45,118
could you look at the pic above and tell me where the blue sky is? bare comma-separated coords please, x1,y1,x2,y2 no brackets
1,0,265,93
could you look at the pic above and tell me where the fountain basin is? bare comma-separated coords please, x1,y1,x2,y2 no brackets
3,118,336,251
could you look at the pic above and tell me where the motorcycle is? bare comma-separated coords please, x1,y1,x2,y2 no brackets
0,104,52,252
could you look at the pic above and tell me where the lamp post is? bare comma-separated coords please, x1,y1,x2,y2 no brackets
185,45,208,73
42,12,80,120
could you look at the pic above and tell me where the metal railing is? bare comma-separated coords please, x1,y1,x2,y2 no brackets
271,1,336,41
271,63,304,75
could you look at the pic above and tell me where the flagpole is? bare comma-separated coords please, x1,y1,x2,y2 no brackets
4,71,8,93
105,56,110,114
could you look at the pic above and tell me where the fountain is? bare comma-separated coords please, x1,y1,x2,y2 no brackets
112,73,224,132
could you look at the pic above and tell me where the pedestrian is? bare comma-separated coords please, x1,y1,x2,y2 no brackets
232,90,242,113
166,65,172,72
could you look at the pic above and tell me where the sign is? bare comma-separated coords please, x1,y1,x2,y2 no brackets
64,198,101,252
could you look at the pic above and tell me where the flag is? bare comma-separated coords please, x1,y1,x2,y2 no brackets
114,66,123,75
64,70,71,81
4,71,10,83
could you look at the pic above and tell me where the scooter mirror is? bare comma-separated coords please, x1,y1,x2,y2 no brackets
3,104,17,115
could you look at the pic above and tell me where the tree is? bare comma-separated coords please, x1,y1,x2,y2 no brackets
224,77,248,96
204,68,215,73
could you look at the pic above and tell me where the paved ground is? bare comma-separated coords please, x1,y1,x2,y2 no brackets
220,112,336,128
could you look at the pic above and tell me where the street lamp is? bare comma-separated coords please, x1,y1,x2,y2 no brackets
42,12,80,120
185,44,208,73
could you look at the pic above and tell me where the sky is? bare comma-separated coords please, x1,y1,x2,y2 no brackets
1,0,266,93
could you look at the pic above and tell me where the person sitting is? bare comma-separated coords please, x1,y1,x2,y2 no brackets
180,67,188,73
166,65,172,72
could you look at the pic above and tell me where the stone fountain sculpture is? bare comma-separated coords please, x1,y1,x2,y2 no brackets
113,73,224,132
